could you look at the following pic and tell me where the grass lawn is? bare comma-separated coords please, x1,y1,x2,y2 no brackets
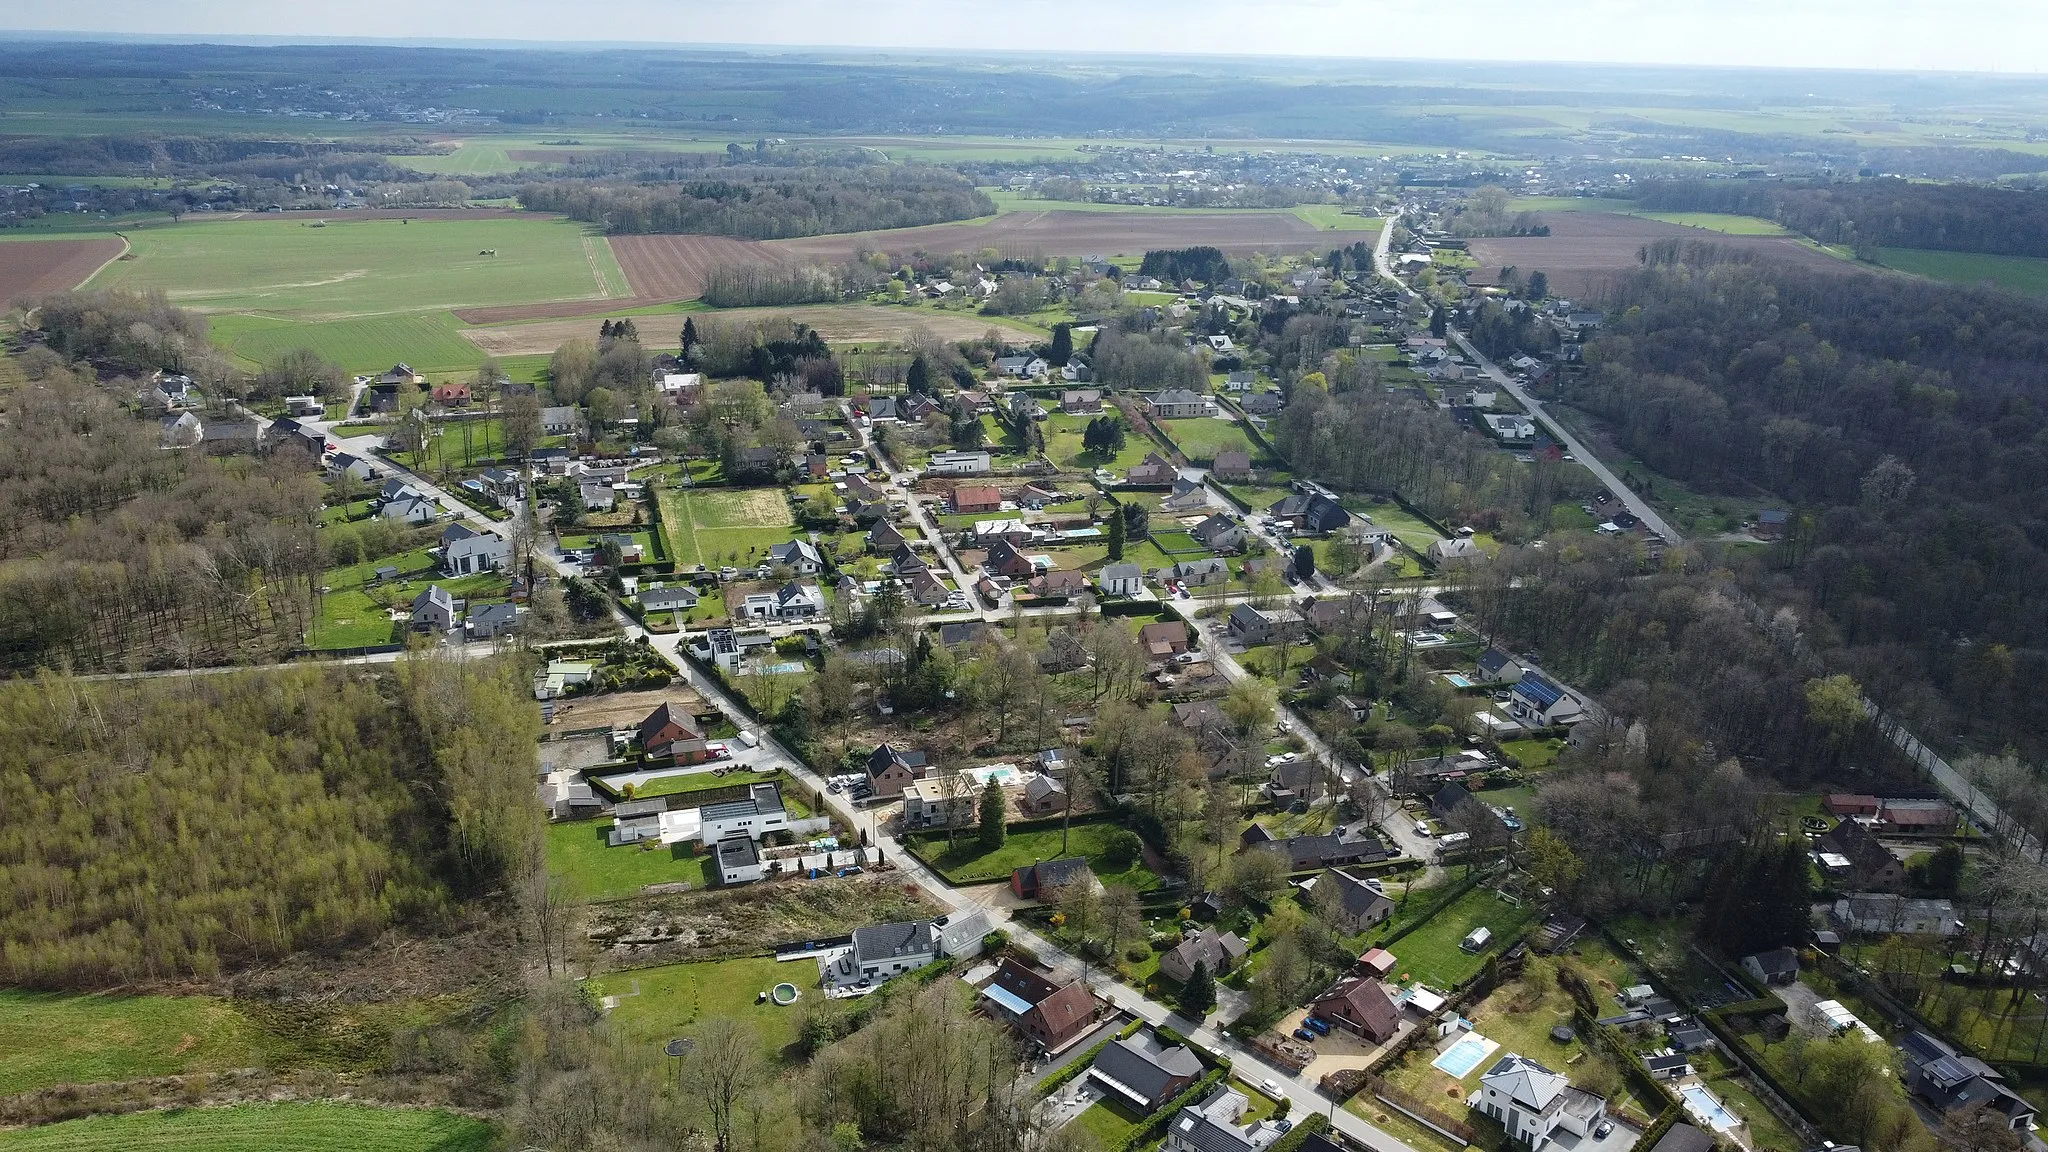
393,417,509,474
1877,247,2048,297
1291,204,1384,233
1042,412,1155,473
0,990,271,1095
308,543,508,649
1342,499,1445,550
1072,1097,1148,1146
1221,484,1293,515
1148,529,1207,555
1160,416,1262,465
1379,884,1538,989
545,818,719,902
908,822,1161,890
79,213,625,319
656,486,796,569
1498,738,1562,769
585,954,809,1065
0,1102,495,1152
607,767,784,803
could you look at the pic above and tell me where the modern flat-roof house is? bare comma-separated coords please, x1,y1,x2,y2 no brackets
981,958,1099,1053
1476,1053,1607,1150
1089,1033,1204,1111
929,450,993,475
901,772,979,830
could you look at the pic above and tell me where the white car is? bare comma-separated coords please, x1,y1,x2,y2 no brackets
1258,1079,1284,1100
1174,652,1198,665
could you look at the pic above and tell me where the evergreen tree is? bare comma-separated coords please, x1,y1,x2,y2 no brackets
1294,544,1316,579
978,779,1008,852
1527,271,1549,300
1180,960,1216,1018
1429,306,1448,338
1108,509,1125,561
681,317,700,363
1049,323,1073,366
907,354,932,396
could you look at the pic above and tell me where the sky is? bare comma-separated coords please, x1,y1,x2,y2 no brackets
10,0,2048,75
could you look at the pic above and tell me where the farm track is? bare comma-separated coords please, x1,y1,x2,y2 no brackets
1465,211,1860,298
0,237,128,305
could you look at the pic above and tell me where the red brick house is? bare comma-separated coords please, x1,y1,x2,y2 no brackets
1309,976,1401,1042
638,702,710,762
982,958,1099,1052
431,383,472,407
950,484,1003,514
866,743,930,798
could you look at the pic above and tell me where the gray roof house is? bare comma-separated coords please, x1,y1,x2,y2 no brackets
1098,563,1144,597
411,585,459,633
1900,1030,2037,1132
769,539,823,574
1090,1034,1205,1110
465,602,523,639
640,585,701,613
850,919,941,980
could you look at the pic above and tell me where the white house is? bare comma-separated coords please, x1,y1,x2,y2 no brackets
850,919,941,980
533,659,596,699
768,539,823,575
1476,1053,1606,1149
640,584,701,613
1151,389,1217,419
928,451,993,475
1163,1085,1281,1152
440,523,512,577
1097,563,1144,597
1509,673,1584,727
541,406,584,436
741,581,826,620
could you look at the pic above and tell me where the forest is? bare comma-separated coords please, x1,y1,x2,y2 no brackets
1633,178,2048,258
1566,253,2048,761
517,166,994,238
0,659,540,988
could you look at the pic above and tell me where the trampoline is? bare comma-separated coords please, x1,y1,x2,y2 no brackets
771,983,800,1006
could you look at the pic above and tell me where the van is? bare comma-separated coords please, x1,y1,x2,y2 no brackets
1414,820,1433,838
736,730,761,749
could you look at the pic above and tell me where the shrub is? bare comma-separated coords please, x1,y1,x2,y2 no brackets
1103,829,1143,870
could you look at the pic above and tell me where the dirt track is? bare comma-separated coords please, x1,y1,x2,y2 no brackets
0,237,127,305
767,208,1329,262
1466,212,1859,299
462,303,1041,355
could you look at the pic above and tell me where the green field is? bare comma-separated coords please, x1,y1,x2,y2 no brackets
546,818,718,901
208,311,485,375
1159,416,1262,465
79,214,624,317
0,990,270,1095
1380,885,1538,989
1041,412,1155,473
0,1103,494,1152
308,540,509,650
1290,204,1385,233
585,955,809,1064
905,821,1160,890
1072,1097,1148,1146
656,486,798,569
1636,211,1789,235
1877,247,2048,296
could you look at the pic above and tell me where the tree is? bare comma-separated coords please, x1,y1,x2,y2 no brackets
502,391,542,459
1082,415,1126,456
907,353,932,396
1526,271,1549,300
1049,323,1073,366
1102,829,1143,871
1939,1103,2026,1152
1226,847,1289,907
1180,960,1217,1018
685,1016,763,1152
1293,544,1316,580
978,778,1008,852
1429,306,1447,338
1107,509,1126,561
680,316,701,364
1805,674,1866,746
1525,827,1585,898
1101,883,1143,960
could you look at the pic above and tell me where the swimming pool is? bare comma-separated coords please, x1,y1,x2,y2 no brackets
964,764,1020,787
1680,1085,1741,1132
762,661,807,675
1442,673,1475,688
1431,1033,1499,1079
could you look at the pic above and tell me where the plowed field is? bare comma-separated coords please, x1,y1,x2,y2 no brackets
1466,212,1858,298
767,208,1327,261
452,233,786,322
0,238,126,305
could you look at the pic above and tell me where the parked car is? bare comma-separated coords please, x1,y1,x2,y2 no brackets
737,730,761,748
704,742,731,760
1258,1079,1284,1100
1293,1028,1318,1043
1175,652,1198,664
1303,1016,1331,1036
1594,1121,1614,1139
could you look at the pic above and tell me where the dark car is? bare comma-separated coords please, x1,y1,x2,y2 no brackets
1303,1016,1331,1035
1293,1028,1317,1043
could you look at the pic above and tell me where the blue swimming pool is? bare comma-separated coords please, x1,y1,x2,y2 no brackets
1431,1033,1497,1078
1680,1085,1740,1132
762,661,807,675
1442,673,1475,688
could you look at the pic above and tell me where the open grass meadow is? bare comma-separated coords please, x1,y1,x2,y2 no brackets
208,311,485,375
1877,247,2048,296
655,486,797,570
308,540,509,650
0,1103,495,1152
1159,415,1264,465
546,818,719,901
585,954,809,1064
1041,411,1156,473
1635,211,1790,235
0,990,270,1095
1378,884,1538,989
905,821,1161,890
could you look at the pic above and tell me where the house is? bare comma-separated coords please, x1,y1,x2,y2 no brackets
1159,928,1250,984
1878,798,1958,833
533,659,596,698
1819,818,1906,889
1477,648,1525,685
1643,1053,1693,1081
1151,389,1217,419
1098,563,1144,598
1831,894,1962,937
1211,450,1253,482
1011,857,1097,902
1028,569,1092,599
985,539,1039,579
905,568,952,607
1755,509,1790,539
1317,869,1395,933
889,543,929,576
713,836,764,885
1484,413,1538,443
1139,620,1190,659
1646,1126,1715,1152
411,585,459,633
1899,1030,2038,1133
1240,392,1283,417
867,520,908,552
640,584,701,614
464,601,522,639
1476,1053,1606,1150
1267,492,1350,534
1170,557,1234,586
1162,477,1212,514
929,451,993,475
580,482,617,512
950,485,1004,514
864,396,899,423
900,772,979,830
1742,948,1800,987
1300,594,1366,634
1242,825,1390,872
981,959,1100,1052
1090,1034,1204,1111
541,406,584,436
1509,673,1584,727
440,523,511,577
1022,771,1068,815
1172,699,1228,738
768,539,823,575
865,744,930,798
152,373,200,409
1061,389,1104,414
1126,453,1179,486
430,383,472,407
638,702,710,762
329,451,379,484
1265,758,1323,803
1225,370,1257,391
1227,603,1302,647
1823,794,1881,818
160,411,204,448
850,919,941,980
1431,780,1476,822
1428,537,1488,567
1164,1085,1281,1152
939,621,994,648
1309,976,1402,1042
698,628,743,672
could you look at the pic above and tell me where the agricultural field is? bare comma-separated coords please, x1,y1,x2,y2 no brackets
1160,415,1262,465
465,303,1039,356
0,1103,495,1152
1465,212,1855,299
0,235,126,304
0,990,269,1095
904,821,1161,890
1635,211,1790,235
585,954,809,1064
1876,247,2048,296
656,486,798,570
546,817,719,901
765,208,1333,263
207,311,484,375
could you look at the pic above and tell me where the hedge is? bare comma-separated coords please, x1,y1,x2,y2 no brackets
1110,1067,1229,1152
1627,1107,1683,1152
1373,869,1487,949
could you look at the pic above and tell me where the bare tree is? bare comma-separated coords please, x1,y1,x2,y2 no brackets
686,1016,763,1152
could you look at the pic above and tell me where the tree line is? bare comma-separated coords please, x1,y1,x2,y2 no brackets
1634,177,2048,259
517,165,994,238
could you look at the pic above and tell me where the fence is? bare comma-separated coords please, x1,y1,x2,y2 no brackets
1368,1079,1477,1145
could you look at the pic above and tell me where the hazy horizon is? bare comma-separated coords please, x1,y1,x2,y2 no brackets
6,0,2048,76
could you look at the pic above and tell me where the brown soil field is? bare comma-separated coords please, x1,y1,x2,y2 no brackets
768,208,1328,262
453,233,787,323
1466,212,1860,298
461,303,1041,356
0,237,127,305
